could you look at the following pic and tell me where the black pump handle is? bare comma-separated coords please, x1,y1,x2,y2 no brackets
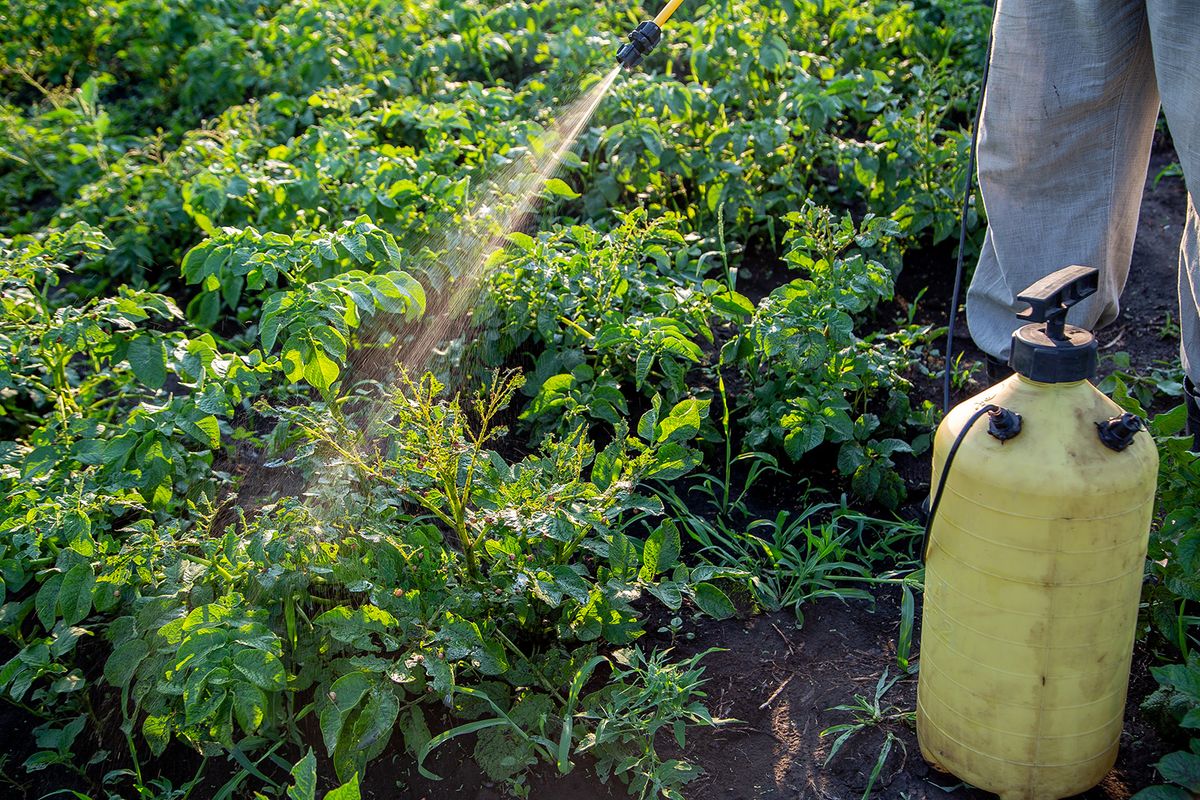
1015,265,1099,341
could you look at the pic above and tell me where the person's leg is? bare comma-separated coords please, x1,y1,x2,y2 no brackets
966,0,1161,363
1173,200,1199,449
1145,2,1200,446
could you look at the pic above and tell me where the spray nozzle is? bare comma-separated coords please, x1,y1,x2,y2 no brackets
616,0,684,70
616,21,662,70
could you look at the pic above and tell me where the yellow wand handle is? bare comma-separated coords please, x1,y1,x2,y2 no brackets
653,0,686,27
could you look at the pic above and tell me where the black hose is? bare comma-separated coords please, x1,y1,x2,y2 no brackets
943,7,997,413
921,403,998,561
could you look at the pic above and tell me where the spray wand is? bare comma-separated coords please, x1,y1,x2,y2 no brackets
616,0,686,70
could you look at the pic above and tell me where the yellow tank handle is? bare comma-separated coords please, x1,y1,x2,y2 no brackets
653,0,686,27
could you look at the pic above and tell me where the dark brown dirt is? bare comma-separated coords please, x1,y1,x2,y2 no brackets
1106,143,1188,377
361,592,1165,800
665,596,1165,800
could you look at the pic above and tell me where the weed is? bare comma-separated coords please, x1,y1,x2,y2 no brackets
1098,352,1185,411
578,647,730,800
1159,311,1182,340
820,668,915,800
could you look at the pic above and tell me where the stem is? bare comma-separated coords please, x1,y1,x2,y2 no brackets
718,371,732,514
557,315,595,340
1178,598,1188,656
495,630,567,705
441,468,478,581
179,756,210,800
179,552,235,583
122,696,145,788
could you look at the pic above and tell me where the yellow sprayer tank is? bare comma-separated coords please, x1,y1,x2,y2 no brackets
916,266,1158,800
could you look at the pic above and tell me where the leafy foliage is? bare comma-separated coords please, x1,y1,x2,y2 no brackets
727,204,917,507
0,0,998,795
478,210,714,438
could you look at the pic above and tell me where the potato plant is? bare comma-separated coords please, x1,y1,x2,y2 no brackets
102,372,733,795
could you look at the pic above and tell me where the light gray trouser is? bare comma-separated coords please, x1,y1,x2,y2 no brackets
965,0,1200,385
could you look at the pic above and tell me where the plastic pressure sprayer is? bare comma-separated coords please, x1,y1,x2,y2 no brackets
916,266,1158,800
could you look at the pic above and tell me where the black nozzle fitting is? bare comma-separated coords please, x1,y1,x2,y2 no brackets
1096,413,1145,452
616,21,662,70
986,406,1022,442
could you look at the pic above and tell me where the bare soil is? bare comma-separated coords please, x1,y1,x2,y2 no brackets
372,593,1164,800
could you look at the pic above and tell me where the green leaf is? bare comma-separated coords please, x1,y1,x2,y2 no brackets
635,350,653,386
657,399,706,443
591,439,622,491
693,583,735,620
58,564,94,627
506,231,535,250
711,291,754,320
647,581,683,610
127,334,167,390
355,685,400,751
897,584,915,672
837,443,867,474
104,640,149,689
437,616,508,676
179,414,221,449
399,707,431,758
184,684,227,727
63,510,94,556
288,750,318,800
282,348,305,383
547,566,591,605
79,76,99,107
188,291,221,328
639,520,681,581
637,400,659,442
232,648,286,691
303,349,340,392
543,178,580,199
1180,707,1200,729
35,575,64,633
320,672,373,754
143,714,170,756
645,441,699,480
1152,664,1200,700
784,420,825,458
324,773,360,800
233,683,267,732
1157,751,1200,791
607,530,637,581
